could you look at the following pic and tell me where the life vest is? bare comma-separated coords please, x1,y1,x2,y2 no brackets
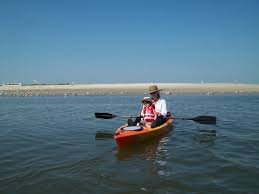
143,105,156,122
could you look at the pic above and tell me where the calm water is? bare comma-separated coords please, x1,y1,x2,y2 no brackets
0,95,259,194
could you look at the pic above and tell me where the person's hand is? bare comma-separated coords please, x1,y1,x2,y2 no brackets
156,112,162,116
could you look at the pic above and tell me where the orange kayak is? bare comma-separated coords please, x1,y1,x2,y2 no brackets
114,118,173,147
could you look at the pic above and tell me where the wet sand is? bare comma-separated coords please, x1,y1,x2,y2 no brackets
1,83,259,96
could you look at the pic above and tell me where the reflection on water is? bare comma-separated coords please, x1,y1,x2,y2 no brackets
115,135,166,161
115,131,173,178
194,128,217,144
95,131,114,139
1,95,259,194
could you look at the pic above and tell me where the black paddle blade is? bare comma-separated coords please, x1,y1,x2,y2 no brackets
191,116,216,125
95,112,116,119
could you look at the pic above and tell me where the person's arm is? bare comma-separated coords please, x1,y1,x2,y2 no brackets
160,99,168,116
153,105,157,120
140,105,145,117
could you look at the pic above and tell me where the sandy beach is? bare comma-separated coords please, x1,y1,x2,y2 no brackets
1,83,259,96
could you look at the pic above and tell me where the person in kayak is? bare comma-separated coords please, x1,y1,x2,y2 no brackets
148,85,168,128
139,97,157,128
128,85,168,128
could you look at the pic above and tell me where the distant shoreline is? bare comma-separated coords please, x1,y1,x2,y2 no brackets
1,83,259,96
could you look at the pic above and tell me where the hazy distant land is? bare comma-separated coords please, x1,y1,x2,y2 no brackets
1,83,259,96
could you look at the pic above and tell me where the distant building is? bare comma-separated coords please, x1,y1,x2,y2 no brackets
3,83,22,86
33,80,39,85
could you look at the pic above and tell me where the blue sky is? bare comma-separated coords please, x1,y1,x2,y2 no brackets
0,0,259,84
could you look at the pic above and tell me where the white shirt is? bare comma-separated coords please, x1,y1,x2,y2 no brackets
153,98,167,116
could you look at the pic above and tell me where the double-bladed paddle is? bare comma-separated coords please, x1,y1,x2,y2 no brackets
94,112,216,125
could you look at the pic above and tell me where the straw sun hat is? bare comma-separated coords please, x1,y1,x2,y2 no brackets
148,85,163,93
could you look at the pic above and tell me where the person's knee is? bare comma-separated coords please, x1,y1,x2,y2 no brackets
128,119,134,126
133,116,141,126
151,121,157,128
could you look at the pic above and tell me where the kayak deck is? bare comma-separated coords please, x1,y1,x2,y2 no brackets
114,118,173,146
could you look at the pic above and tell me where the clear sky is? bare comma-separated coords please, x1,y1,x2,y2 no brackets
0,0,259,84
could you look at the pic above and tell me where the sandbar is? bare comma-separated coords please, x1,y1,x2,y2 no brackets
0,83,259,96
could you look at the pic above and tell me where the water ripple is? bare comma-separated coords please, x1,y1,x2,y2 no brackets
0,95,259,193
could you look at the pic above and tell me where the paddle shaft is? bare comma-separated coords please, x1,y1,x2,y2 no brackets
174,117,196,120
174,116,216,125
94,113,216,125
